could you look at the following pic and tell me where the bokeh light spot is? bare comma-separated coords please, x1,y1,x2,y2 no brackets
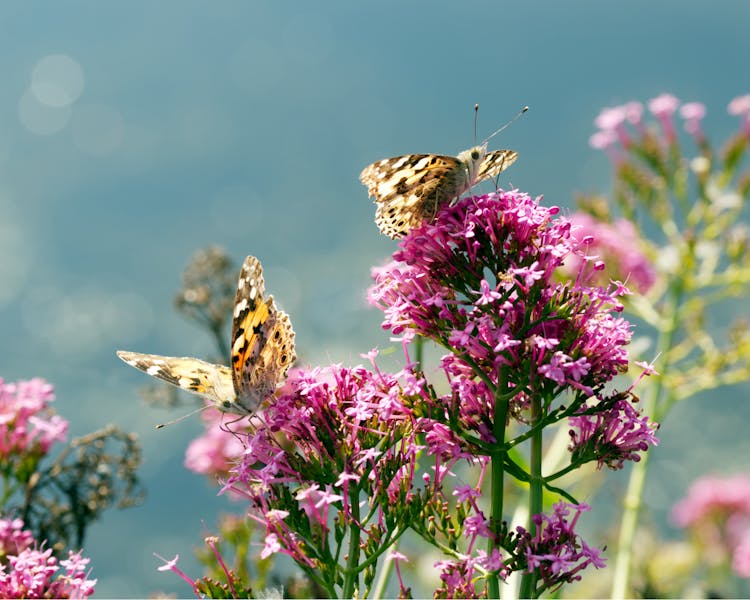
18,88,72,135
31,54,85,107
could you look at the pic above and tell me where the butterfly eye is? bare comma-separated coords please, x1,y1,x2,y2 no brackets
471,150,480,160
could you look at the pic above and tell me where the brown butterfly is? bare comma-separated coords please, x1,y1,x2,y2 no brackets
117,255,295,415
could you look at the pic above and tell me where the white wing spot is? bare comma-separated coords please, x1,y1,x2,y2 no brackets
232,335,246,353
146,365,162,376
234,298,248,317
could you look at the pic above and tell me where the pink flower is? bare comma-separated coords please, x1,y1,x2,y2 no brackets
594,106,633,148
589,130,622,164
673,474,750,579
733,534,750,578
520,502,605,590
728,94,750,116
648,93,680,143
0,378,67,459
568,395,659,470
0,518,34,556
623,101,644,128
184,407,246,477
680,102,707,142
672,474,750,527
728,94,750,136
564,212,656,294
369,192,634,401
260,533,282,559
0,518,96,599
155,553,200,592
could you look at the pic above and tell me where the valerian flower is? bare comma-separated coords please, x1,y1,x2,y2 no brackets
672,474,750,579
517,502,606,591
368,191,649,433
0,517,96,599
563,212,656,294
196,189,657,597
0,378,67,460
184,407,247,478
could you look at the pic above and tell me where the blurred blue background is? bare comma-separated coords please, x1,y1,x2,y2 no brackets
1,1,749,596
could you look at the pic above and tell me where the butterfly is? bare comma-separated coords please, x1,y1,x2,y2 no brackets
117,255,295,416
360,145,518,238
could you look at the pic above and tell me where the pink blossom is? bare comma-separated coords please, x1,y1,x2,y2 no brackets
672,474,750,527
728,94,750,136
680,102,707,142
0,518,96,599
217,188,655,593
0,378,67,459
673,474,750,579
155,553,200,592
369,192,635,407
260,533,282,559
733,534,750,578
0,518,34,556
520,502,605,590
589,130,622,164
184,407,246,477
569,396,659,470
594,106,632,148
564,212,656,294
648,93,680,143
623,101,644,127
728,94,750,116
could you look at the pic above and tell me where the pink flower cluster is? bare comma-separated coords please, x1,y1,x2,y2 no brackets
569,395,659,470
563,212,656,294
184,406,246,478
0,517,96,598
672,474,750,578
0,378,67,460
728,94,750,137
592,92,750,160
368,191,653,454
207,190,660,596
223,361,424,566
591,93,702,153
519,502,606,590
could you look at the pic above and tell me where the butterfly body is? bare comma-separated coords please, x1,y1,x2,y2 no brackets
360,144,518,238
117,255,295,416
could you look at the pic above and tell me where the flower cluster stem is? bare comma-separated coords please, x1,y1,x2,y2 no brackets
519,393,544,599
611,277,683,598
342,486,362,598
488,367,510,599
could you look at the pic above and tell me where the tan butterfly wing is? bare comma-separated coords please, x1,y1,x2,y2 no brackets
360,154,468,238
116,351,236,410
229,256,296,413
476,149,518,181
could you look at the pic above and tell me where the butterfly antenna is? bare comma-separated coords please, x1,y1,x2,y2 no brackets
481,105,529,145
155,403,211,429
474,103,479,144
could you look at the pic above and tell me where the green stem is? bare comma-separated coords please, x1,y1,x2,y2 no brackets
519,393,544,599
371,549,395,600
414,335,424,370
610,276,684,598
342,486,362,598
487,366,509,599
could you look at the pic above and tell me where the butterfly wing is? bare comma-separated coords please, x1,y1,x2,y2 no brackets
229,256,296,414
360,154,466,238
116,351,236,410
476,149,518,182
